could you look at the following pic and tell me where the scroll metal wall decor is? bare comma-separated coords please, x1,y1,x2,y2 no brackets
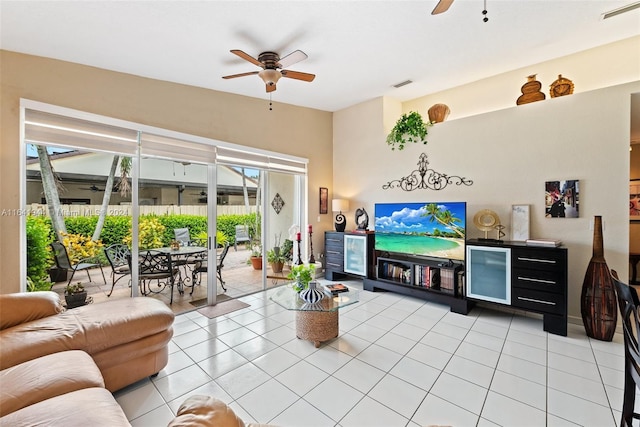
383,153,473,191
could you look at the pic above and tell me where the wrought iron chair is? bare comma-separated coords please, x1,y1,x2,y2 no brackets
128,250,181,304
611,269,640,427
234,225,251,251
49,241,106,288
104,244,131,296
192,242,229,293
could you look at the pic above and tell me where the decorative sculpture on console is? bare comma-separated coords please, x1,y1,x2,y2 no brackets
383,153,473,192
355,208,369,230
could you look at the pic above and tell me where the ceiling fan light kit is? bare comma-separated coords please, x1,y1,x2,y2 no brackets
222,49,315,95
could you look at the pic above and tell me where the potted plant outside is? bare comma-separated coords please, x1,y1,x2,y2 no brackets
249,243,263,270
386,111,433,151
65,283,88,309
267,247,286,273
288,264,316,292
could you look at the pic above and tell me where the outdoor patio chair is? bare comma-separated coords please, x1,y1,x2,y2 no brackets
49,241,106,288
234,225,251,251
174,228,193,246
192,242,229,293
128,250,181,304
104,244,131,296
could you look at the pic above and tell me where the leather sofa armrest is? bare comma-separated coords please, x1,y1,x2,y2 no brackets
168,395,277,427
0,291,63,330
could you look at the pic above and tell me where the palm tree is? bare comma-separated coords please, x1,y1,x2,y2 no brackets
423,203,465,238
36,145,67,241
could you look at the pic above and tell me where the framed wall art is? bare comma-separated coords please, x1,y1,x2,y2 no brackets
319,187,328,214
631,179,640,221
511,204,530,241
545,179,579,218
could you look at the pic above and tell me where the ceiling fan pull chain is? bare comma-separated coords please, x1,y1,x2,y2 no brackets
269,93,273,111
482,0,488,22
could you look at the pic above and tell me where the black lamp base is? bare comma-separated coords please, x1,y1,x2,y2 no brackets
335,212,346,232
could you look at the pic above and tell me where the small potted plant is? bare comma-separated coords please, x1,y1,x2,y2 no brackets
288,264,316,293
249,243,262,270
267,247,286,273
64,282,87,309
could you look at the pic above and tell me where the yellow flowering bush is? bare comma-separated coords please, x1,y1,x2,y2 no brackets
61,233,104,264
123,217,166,250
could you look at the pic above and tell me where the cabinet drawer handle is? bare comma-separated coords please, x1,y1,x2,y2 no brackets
517,257,556,264
326,262,341,267
517,296,556,306
517,276,556,285
327,251,340,255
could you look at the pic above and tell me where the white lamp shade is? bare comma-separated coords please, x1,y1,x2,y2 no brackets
332,199,349,212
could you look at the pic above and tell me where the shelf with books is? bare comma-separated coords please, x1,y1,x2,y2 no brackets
366,255,470,314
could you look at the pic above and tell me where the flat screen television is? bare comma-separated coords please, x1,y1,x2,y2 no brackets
374,202,466,261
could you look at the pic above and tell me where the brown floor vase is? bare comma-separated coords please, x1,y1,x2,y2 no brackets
580,216,617,341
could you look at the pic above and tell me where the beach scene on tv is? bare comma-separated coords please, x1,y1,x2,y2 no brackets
374,202,466,261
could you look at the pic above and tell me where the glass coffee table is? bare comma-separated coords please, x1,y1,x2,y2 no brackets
270,284,360,347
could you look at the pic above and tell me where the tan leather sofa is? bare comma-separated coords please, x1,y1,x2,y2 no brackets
0,291,174,391
169,395,275,427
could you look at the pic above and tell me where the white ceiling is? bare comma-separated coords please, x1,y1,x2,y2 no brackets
1,0,638,114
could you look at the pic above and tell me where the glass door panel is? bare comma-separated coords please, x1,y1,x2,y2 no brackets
137,156,211,311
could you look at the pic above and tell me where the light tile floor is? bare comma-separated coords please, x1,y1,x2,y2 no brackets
114,279,626,427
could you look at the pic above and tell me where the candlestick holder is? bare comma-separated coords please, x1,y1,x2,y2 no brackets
295,237,303,265
309,231,316,264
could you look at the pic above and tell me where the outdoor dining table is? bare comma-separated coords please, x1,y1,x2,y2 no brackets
151,246,207,290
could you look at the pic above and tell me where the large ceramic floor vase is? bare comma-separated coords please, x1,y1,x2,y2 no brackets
580,216,617,341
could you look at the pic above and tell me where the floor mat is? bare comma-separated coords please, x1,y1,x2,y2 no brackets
189,293,232,307
196,299,250,319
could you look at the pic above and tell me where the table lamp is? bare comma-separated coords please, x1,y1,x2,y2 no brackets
332,199,349,232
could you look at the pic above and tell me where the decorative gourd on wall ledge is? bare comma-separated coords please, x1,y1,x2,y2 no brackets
386,111,433,151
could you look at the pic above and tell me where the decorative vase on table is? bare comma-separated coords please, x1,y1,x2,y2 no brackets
299,281,325,304
580,215,617,341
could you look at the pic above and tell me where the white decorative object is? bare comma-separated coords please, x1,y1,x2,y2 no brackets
511,205,530,241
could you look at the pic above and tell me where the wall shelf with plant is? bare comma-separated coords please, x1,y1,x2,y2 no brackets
386,111,433,151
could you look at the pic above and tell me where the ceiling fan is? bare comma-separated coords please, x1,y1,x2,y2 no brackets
431,0,454,14
222,49,316,93
80,185,104,192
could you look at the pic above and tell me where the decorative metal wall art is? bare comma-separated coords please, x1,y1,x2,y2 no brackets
271,193,284,214
382,153,473,191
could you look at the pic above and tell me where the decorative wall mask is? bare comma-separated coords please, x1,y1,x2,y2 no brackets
382,153,473,191
355,208,369,230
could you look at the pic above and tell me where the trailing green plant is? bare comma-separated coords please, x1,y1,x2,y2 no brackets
26,215,53,290
288,264,316,292
386,111,433,151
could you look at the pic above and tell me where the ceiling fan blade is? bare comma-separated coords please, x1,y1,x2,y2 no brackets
432,0,454,14
266,83,277,93
277,50,308,69
222,71,259,79
230,49,264,68
281,69,316,82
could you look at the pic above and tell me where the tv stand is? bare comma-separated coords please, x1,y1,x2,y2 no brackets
363,253,473,314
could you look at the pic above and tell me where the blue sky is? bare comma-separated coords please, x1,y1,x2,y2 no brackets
374,202,466,234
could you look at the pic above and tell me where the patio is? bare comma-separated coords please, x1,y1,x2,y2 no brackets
50,247,292,315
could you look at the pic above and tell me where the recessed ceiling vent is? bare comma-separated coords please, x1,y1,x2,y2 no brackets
393,80,413,88
602,1,640,19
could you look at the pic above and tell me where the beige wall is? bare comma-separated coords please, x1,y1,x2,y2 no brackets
0,50,333,293
334,36,639,325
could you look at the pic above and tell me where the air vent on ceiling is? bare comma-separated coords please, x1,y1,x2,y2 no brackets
602,1,640,19
393,80,413,88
